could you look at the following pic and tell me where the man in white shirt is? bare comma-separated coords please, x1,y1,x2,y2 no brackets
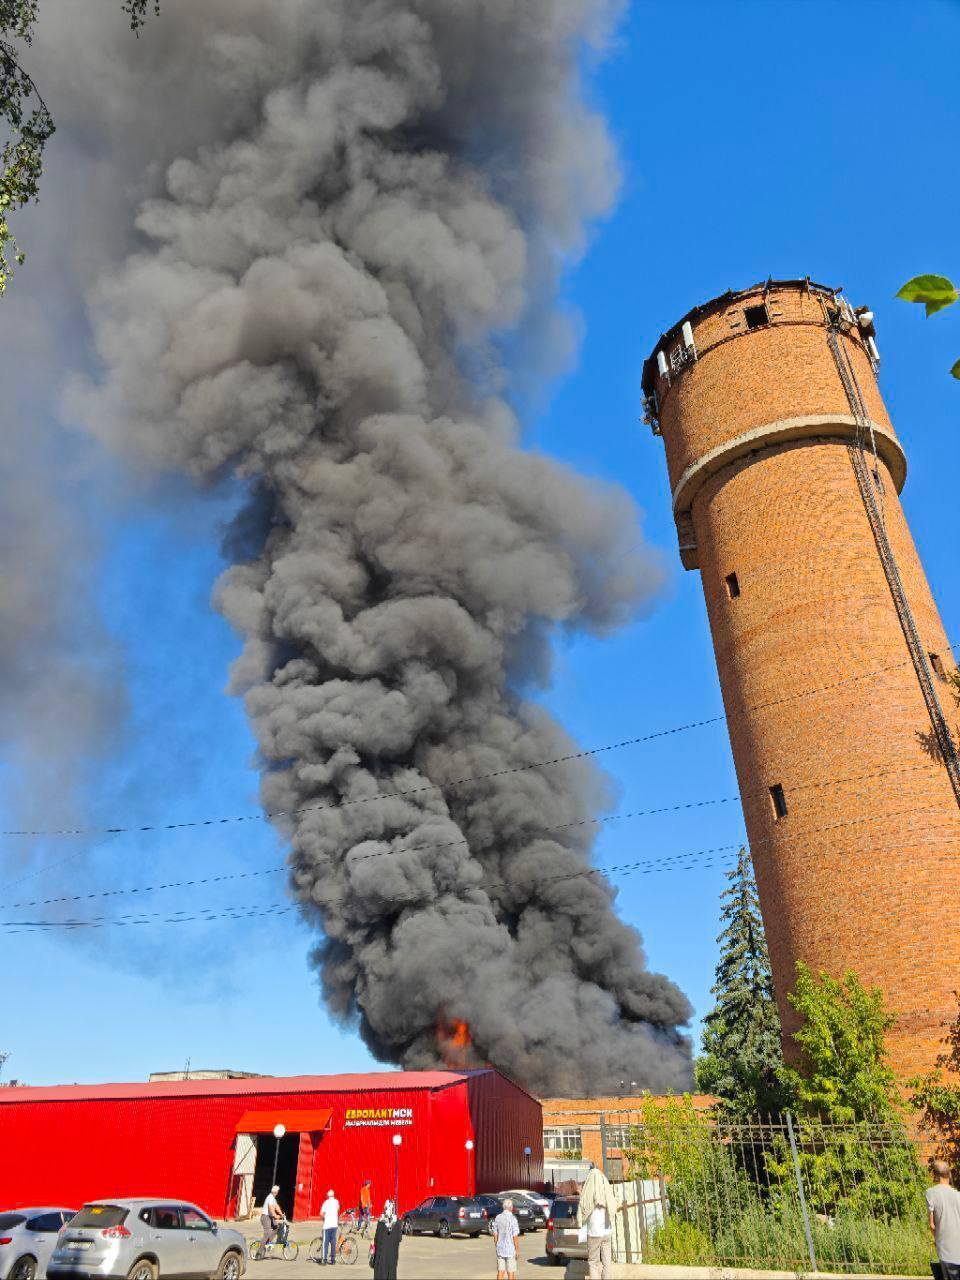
320,1188,340,1266
927,1160,960,1280
260,1184,283,1247
492,1198,520,1279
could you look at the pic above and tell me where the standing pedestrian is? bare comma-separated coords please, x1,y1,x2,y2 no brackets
492,1197,520,1280
320,1187,340,1266
370,1198,402,1280
260,1184,283,1249
359,1179,373,1233
577,1165,618,1280
928,1160,960,1280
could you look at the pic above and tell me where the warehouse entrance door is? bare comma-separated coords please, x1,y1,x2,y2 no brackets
251,1131,299,1218
234,1108,332,1221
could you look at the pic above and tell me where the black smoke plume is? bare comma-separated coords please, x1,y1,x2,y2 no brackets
68,0,693,1094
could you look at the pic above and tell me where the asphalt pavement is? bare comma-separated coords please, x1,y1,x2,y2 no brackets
234,1216,557,1280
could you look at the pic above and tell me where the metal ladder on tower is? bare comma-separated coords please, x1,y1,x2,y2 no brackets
825,320,960,808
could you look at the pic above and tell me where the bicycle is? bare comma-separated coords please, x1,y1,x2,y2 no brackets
340,1208,371,1239
308,1227,359,1266
250,1219,299,1263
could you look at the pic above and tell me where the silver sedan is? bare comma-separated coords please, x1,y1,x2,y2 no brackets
48,1200,245,1280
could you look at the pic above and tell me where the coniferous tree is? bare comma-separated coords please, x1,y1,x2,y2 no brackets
696,846,785,1114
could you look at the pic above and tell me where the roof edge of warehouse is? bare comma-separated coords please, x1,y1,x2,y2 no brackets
0,1067,525,1104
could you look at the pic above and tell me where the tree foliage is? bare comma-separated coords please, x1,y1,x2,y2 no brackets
696,846,785,1114
780,963,901,1122
0,0,157,292
896,273,960,379
908,991,960,1178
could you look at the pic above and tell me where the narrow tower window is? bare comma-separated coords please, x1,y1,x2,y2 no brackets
744,303,769,330
725,572,740,599
930,652,947,680
769,784,788,820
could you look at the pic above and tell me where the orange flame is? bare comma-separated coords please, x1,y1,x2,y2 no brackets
437,1016,473,1068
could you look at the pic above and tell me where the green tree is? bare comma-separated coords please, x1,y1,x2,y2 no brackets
896,274,960,379
909,992,960,1178
780,963,900,1121
696,846,785,1114
768,964,926,1219
0,0,157,291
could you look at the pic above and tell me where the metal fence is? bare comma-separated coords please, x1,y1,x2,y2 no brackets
595,1106,932,1276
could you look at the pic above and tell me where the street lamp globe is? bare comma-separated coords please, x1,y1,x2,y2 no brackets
392,1133,403,1146
273,1124,286,1140
465,1140,474,1151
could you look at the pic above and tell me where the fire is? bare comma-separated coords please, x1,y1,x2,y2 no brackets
437,1015,473,1068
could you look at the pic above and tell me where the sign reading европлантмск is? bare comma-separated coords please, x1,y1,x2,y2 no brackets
344,1107,414,1127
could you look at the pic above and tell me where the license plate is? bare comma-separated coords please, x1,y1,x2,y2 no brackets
468,1213,480,1218
68,1241,92,1250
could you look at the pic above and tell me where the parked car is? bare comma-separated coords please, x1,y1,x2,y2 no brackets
401,1196,486,1238
545,1196,585,1268
496,1190,549,1227
48,1200,246,1280
475,1195,539,1234
0,1208,78,1280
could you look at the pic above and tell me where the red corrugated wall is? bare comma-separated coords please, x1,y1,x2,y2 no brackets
0,1080,483,1218
467,1071,544,1193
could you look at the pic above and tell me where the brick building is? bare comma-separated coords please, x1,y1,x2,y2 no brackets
540,1094,715,1184
642,279,960,1079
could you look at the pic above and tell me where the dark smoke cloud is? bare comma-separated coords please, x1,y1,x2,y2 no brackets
63,0,693,1094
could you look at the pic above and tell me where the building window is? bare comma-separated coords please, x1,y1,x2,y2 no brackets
544,1126,583,1157
930,652,947,680
605,1124,639,1150
769,783,788,820
744,303,769,330
725,572,740,599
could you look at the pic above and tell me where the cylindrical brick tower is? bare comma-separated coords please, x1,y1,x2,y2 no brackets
642,278,960,1078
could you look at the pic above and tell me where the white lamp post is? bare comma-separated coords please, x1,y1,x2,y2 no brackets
272,1123,286,1189
392,1133,403,1209
465,1139,474,1194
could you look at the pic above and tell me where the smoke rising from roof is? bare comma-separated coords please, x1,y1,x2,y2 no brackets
67,0,693,1093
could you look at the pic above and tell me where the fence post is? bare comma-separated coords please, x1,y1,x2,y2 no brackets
599,1112,612,1181
786,1111,817,1275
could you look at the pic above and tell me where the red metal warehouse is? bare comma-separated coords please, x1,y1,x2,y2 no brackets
0,1069,543,1221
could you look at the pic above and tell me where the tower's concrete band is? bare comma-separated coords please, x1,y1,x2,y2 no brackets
642,279,960,1077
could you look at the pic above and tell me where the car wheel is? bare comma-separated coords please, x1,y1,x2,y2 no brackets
436,1219,450,1238
217,1251,244,1280
402,1219,414,1235
10,1258,37,1280
126,1261,158,1280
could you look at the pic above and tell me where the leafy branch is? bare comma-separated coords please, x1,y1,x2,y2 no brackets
0,0,158,293
895,274,960,379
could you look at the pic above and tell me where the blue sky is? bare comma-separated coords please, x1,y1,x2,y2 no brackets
3,0,960,1087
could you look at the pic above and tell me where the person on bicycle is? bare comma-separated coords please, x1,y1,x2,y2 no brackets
260,1184,284,1247
359,1180,373,1232
320,1188,340,1265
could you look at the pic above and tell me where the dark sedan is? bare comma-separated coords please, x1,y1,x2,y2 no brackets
475,1194,539,1234
401,1196,487,1238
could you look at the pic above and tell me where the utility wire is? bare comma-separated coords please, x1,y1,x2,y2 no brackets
3,645,953,841
5,799,956,934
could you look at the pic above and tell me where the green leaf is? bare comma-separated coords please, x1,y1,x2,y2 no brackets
951,358,960,380
896,274,959,317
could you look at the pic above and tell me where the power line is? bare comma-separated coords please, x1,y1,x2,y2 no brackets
2,646,951,842
2,755,952,916
5,800,956,935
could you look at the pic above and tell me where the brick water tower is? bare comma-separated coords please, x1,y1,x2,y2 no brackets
642,279,960,1077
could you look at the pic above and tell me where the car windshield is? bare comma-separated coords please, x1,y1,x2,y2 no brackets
0,1214,26,1231
70,1205,129,1229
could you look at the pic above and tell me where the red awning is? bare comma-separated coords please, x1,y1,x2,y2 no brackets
235,1109,333,1134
